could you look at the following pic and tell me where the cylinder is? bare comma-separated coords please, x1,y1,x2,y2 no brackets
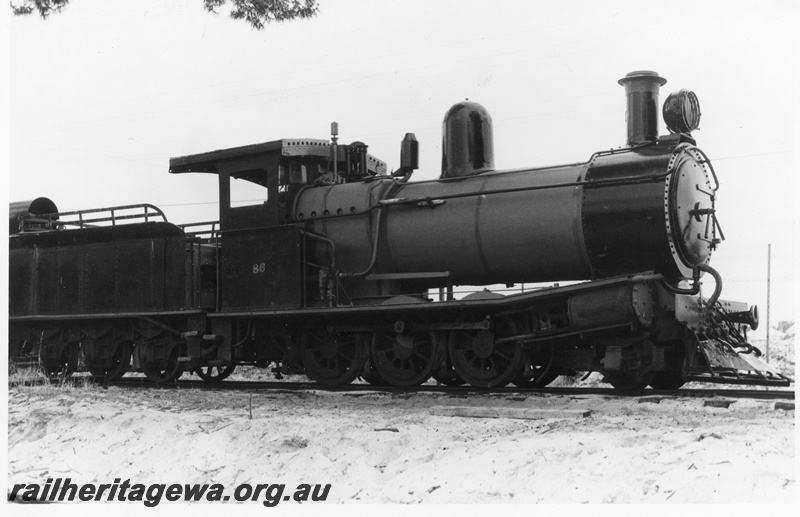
568,283,655,331
618,71,667,146
441,101,494,178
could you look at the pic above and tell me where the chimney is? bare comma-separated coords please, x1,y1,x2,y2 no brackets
618,71,667,146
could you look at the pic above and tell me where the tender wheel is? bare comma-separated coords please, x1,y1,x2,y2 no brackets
87,363,106,377
138,343,184,383
42,341,79,378
648,371,685,390
300,326,367,386
513,345,559,388
87,341,133,380
448,318,525,388
196,364,236,382
371,330,442,387
11,339,35,363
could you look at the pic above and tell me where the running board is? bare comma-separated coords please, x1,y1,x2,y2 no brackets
686,340,792,387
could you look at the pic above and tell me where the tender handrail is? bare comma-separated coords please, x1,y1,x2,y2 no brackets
19,203,168,232
179,220,220,240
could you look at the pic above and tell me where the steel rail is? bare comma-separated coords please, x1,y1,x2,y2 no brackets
37,377,792,401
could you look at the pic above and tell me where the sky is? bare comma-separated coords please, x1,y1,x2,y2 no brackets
3,0,798,327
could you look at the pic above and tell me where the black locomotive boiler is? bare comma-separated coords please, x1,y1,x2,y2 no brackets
8,71,790,390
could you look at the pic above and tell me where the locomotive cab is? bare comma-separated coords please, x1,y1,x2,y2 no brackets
169,138,389,312
171,138,387,231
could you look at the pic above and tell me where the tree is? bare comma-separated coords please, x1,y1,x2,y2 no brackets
10,0,319,29
204,0,317,29
10,0,68,18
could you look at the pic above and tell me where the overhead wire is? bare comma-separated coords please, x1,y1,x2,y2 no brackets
12,3,655,118
13,37,637,135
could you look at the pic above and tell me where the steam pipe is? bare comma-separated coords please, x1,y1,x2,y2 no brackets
659,263,722,308
697,263,722,307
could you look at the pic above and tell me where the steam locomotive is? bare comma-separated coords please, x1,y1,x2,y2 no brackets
8,71,790,390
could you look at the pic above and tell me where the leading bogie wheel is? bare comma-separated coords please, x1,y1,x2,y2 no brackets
605,373,654,391
512,345,559,388
196,364,236,382
648,371,685,390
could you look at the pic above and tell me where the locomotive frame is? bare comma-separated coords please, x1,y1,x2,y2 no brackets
8,71,790,390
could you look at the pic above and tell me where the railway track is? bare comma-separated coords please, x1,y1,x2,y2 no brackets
12,375,795,401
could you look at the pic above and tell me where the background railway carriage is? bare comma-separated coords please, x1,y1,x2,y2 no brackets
8,71,791,390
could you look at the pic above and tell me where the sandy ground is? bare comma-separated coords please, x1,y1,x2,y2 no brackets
7,328,797,508
7,382,796,506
